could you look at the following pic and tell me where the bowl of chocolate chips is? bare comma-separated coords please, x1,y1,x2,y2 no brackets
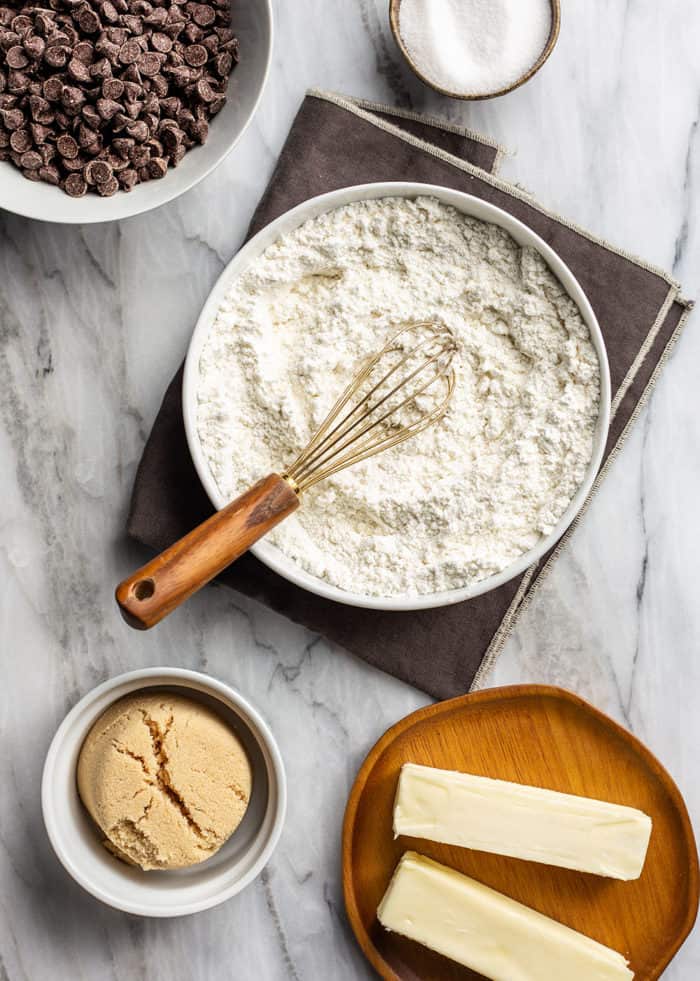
0,0,272,222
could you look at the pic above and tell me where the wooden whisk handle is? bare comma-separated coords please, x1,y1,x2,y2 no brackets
115,473,299,630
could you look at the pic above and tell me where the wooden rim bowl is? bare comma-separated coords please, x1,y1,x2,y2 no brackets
389,0,561,101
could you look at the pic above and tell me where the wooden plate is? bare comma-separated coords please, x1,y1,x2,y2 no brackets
343,685,698,980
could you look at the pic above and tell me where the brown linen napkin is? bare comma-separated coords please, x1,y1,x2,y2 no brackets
127,91,692,700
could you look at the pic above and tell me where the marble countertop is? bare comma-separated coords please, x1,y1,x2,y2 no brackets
1,0,699,978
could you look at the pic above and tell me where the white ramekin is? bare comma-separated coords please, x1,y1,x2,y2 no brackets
41,668,286,917
0,0,273,224
182,182,612,611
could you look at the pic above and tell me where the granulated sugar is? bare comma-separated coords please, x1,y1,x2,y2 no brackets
398,0,552,96
196,197,600,599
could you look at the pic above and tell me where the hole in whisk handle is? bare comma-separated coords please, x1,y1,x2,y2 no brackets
132,578,155,601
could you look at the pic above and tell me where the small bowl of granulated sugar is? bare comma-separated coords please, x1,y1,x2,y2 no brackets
390,0,560,100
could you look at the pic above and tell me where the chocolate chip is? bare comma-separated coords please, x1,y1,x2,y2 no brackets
84,157,112,183
122,14,143,34
192,4,215,27
9,127,31,152
6,44,29,69
56,133,79,158
30,121,50,143
43,43,69,68
39,142,55,165
7,69,30,94
118,38,140,64
201,33,218,55
194,77,215,102
170,141,185,166
150,31,171,53
63,172,87,196
119,166,137,189
100,2,119,24
99,75,122,99
159,94,180,117
84,135,103,156
42,76,63,101
214,51,231,77
111,135,133,156
38,163,60,184
145,134,162,154
0,106,24,130
129,142,148,166
184,22,203,44
144,8,168,28
68,56,91,82
20,148,41,168
11,15,32,35
81,103,102,128
94,36,119,63
121,62,142,85
75,8,101,34
96,173,118,195
78,121,99,147
123,98,142,119
137,51,161,76
189,116,207,142
96,96,120,120
23,35,46,60
121,79,142,101
150,72,168,97
60,84,84,110
29,93,53,122
89,55,112,79
125,118,148,141
184,43,207,67
160,123,183,151
146,154,166,178
73,40,94,64
62,152,87,171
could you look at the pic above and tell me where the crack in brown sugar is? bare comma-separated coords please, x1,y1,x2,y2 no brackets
140,711,216,845
111,740,152,776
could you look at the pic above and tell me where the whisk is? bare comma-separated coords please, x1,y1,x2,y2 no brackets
116,321,457,629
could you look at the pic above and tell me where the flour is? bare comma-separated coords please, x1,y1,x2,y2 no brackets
398,0,552,96
196,196,600,598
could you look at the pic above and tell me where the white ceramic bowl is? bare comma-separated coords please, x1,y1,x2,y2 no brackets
41,667,286,917
183,182,612,611
0,0,273,224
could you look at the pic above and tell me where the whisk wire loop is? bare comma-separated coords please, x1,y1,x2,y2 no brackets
284,321,456,494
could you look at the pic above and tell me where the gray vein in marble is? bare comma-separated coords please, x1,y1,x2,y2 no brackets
260,868,301,981
673,102,699,274
356,0,413,108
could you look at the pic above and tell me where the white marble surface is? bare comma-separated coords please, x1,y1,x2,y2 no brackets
1,0,699,978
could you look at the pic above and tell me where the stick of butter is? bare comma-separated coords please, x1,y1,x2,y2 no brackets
377,851,635,981
394,763,652,880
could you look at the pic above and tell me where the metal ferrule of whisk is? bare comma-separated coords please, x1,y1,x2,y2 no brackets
282,321,457,495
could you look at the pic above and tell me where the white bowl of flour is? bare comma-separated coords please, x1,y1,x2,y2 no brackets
183,184,611,611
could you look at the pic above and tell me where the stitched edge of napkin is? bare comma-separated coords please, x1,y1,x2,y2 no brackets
322,92,510,173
